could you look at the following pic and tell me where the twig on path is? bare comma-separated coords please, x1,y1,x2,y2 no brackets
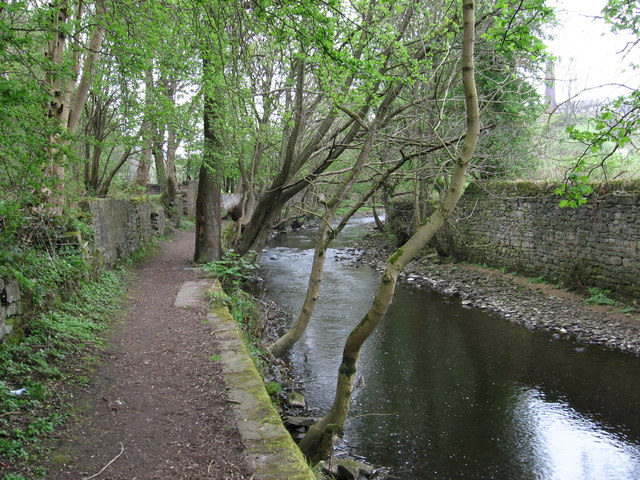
82,442,124,480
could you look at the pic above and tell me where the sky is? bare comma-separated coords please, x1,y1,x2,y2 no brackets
546,0,640,103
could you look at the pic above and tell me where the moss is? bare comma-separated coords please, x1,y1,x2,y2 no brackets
388,247,404,264
591,178,640,195
210,281,314,479
466,179,640,197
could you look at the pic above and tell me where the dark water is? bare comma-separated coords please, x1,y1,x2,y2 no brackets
260,219,640,480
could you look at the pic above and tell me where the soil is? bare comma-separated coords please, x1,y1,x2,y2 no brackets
43,230,252,480
348,229,640,356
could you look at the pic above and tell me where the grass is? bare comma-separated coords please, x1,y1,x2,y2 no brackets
0,268,128,479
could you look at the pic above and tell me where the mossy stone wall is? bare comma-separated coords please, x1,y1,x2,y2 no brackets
0,278,20,340
85,198,167,268
447,181,640,298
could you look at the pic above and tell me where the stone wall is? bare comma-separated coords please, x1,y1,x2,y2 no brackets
0,278,20,340
447,181,640,299
1,198,177,341
85,198,167,268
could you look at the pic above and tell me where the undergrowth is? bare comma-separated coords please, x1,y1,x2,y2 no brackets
585,287,617,306
0,268,128,479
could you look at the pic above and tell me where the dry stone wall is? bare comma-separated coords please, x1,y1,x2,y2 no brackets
446,181,640,299
0,198,172,341
85,198,166,268
0,278,20,339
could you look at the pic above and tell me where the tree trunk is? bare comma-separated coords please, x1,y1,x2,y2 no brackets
194,161,222,263
165,124,179,203
153,129,167,188
194,57,223,264
164,80,180,206
135,68,155,188
43,0,105,213
135,134,152,187
269,142,408,358
298,0,480,463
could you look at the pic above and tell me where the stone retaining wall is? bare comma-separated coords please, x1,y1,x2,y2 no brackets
84,198,167,268
0,278,20,340
451,182,640,298
1,198,173,341
390,181,640,299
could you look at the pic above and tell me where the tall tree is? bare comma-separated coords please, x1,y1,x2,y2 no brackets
298,0,480,462
194,62,223,264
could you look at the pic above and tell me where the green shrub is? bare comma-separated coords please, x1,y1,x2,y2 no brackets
202,250,257,291
585,287,616,306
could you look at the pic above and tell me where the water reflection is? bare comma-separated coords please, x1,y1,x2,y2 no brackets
260,220,640,480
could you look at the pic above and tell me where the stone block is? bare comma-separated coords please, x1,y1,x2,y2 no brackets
4,279,20,305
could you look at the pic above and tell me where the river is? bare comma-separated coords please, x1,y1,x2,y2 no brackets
259,218,640,480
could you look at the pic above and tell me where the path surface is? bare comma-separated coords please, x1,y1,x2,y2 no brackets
45,231,251,480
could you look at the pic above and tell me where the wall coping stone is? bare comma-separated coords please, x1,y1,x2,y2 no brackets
208,280,315,480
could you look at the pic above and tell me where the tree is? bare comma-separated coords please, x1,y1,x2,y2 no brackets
540,0,640,206
298,0,480,462
194,55,225,263
234,0,434,256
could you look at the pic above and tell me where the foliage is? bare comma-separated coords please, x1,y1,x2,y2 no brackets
550,1,640,205
585,287,616,306
554,92,640,206
265,381,283,397
209,287,267,372
554,172,595,208
202,250,258,291
0,269,127,477
603,0,640,35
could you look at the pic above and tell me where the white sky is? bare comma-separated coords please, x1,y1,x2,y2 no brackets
546,0,640,102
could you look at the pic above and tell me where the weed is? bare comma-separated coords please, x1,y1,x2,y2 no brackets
202,250,257,291
208,290,232,308
620,306,636,315
178,219,195,231
210,354,222,362
265,381,283,396
585,287,616,306
530,276,545,284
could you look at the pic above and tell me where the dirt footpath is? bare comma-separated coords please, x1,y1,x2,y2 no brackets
45,231,251,480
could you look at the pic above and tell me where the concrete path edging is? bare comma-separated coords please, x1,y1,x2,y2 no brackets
207,280,316,480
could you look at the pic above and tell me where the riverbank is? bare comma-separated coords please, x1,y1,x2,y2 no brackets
348,229,640,356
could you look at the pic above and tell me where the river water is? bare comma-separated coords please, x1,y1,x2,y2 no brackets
259,218,640,480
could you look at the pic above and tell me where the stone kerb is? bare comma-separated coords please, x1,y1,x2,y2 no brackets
207,280,315,480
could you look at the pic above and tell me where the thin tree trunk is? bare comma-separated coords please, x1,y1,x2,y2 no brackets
164,80,180,205
165,125,179,202
135,68,155,188
43,0,105,212
269,127,411,358
153,126,167,188
298,0,480,463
